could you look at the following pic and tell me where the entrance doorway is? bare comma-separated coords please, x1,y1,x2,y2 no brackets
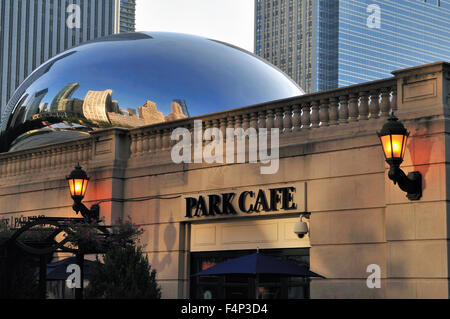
190,248,310,299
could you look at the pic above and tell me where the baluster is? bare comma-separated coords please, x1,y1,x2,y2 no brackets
62,147,68,168
249,113,258,130
391,86,397,112
227,116,235,132
30,153,36,172
301,103,311,129
3,159,7,176
339,95,349,123
155,129,162,151
242,114,250,131
163,128,171,150
14,157,19,176
148,130,156,153
227,116,235,146
369,90,380,119
234,115,242,131
10,156,17,176
62,148,68,168
4,158,8,176
203,120,210,148
49,149,55,169
319,99,330,127
329,98,339,125
142,132,149,153
380,88,391,117
216,118,224,139
266,110,274,130
311,100,320,128
136,132,143,155
11,157,16,176
258,111,266,129
24,154,30,175
283,106,293,132
348,94,359,122
52,149,58,169
130,133,138,156
5,158,10,177
25,154,31,174
275,108,284,130
211,119,220,132
7,157,13,176
78,145,84,164
36,151,42,171
359,91,369,120
38,151,44,172
0,159,4,177
13,157,18,176
292,104,301,131
84,144,91,162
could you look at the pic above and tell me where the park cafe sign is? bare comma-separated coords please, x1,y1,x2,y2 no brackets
184,182,306,218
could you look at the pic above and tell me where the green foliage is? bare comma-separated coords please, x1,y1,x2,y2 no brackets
0,248,41,299
64,216,144,253
85,245,161,299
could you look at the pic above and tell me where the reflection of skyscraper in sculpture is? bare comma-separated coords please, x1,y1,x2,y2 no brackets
138,101,165,125
25,88,48,121
166,101,188,122
172,99,190,117
82,90,113,123
49,83,80,112
39,103,48,113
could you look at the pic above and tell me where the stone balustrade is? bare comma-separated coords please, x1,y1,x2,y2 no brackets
128,77,397,157
0,138,92,178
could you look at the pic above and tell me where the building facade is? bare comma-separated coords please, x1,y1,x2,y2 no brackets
119,0,136,33
255,0,450,93
0,62,449,299
0,0,136,121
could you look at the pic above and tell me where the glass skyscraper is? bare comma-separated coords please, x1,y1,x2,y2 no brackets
255,0,450,93
119,0,136,33
338,0,450,87
0,0,136,120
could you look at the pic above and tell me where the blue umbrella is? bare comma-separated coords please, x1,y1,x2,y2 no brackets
35,257,96,281
191,252,324,278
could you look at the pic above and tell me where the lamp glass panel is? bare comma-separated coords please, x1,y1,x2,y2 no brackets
69,178,87,197
81,179,88,197
381,134,406,159
69,179,75,197
401,134,408,159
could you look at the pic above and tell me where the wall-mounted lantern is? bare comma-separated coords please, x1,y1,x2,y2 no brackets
67,164,99,222
378,114,422,200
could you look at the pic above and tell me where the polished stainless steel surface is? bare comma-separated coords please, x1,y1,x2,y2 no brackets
0,32,304,152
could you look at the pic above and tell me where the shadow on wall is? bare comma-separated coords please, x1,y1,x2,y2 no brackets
408,120,433,193
150,202,176,273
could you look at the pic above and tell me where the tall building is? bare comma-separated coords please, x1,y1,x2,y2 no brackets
119,0,136,33
0,0,136,120
255,0,450,93
50,82,80,112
